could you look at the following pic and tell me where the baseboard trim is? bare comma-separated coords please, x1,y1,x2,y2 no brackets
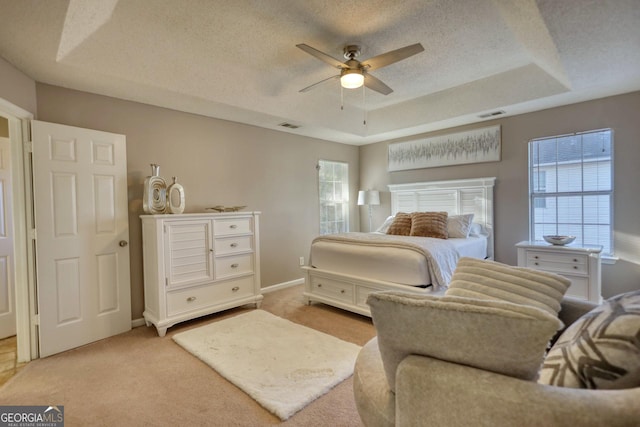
261,278,304,294
132,318,146,328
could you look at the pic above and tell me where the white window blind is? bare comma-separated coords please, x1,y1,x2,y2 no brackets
528,129,613,255
318,160,349,235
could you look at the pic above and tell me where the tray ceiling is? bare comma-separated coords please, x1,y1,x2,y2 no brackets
0,0,639,145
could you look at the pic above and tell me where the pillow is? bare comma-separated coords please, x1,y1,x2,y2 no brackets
468,222,486,237
409,212,448,239
447,214,474,238
376,215,395,233
445,257,571,316
368,291,562,392
538,290,640,389
386,212,412,236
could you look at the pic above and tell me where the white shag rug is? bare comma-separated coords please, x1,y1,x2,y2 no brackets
172,310,362,420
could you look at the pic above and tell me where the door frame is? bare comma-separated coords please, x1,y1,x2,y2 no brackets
0,97,35,362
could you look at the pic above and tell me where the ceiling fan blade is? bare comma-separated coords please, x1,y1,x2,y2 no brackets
296,44,346,69
299,75,340,93
364,73,393,95
361,43,425,71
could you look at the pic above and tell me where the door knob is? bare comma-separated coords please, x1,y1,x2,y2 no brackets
119,240,128,247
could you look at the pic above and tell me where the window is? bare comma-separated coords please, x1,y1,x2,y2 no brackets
532,171,546,209
318,160,349,235
528,129,613,255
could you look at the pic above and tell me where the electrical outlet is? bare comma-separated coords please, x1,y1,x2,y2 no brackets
299,256,305,266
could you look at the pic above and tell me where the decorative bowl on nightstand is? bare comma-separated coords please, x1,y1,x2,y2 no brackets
543,235,576,246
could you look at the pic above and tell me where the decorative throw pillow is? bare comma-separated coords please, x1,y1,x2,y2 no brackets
445,257,571,316
538,290,640,389
409,212,448,239
368,291,562,392
447,214,475,238
468,222,485,237
386,212,412,236
376,215,396,234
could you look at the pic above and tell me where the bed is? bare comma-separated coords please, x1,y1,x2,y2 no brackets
302,177,496,316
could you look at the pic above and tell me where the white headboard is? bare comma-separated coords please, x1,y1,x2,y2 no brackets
388,177,496,259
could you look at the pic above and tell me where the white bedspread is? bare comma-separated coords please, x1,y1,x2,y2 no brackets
310,233,462,290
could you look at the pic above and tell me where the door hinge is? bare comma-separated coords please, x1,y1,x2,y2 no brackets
32,314,40,325
29,228,36,240
24,141,33,153
165,277,168,287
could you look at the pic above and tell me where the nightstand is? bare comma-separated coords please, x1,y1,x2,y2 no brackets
516,241,602,303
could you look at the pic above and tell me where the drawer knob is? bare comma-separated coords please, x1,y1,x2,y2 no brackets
340,289,345,294
534,255,539,259
230,243,238,248
317,283,322,288
231,263,239,268
230,224,238,229
232,286,240,292
534,262,539,266
573,258,578,262
574,266,578,269
186,296,196,302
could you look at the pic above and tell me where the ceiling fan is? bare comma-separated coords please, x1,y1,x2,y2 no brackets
297,42,424,95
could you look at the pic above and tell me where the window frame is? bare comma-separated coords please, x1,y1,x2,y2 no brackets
527,128,614,256
317,159,350,235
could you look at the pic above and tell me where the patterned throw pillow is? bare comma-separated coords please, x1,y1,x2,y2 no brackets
386,212,412,236
538,290,640,389
447,214,475,238
409,212,448,239
446,257,571,316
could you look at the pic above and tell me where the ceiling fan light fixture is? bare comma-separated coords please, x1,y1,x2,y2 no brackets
340,70,364,89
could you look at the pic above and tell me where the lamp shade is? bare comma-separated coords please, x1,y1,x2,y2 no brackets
357,190,380,206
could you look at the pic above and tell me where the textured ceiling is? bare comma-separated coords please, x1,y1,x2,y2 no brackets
0,0,639,145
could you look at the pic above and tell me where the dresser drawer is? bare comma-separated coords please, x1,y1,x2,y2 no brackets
215,253,253,279
516,241,602,304
214,236,253,255
564,276,590,300
356,285,386,308
309,276,354,303
525,251,588,275
214,217,252,236
166,277,254,316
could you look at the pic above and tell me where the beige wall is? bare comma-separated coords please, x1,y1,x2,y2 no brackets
0,57,37,114
0,117,8,137
359,91,640,298
35,83,360,320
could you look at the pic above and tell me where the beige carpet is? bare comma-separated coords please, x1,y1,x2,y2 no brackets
0,285,376,426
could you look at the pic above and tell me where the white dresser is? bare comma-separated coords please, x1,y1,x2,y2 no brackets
516,240,602,303
141,212,262,336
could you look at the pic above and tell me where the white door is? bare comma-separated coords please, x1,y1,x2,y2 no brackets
0,136,16,339
31,120,131,357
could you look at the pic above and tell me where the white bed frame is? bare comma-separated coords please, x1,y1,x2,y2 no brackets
302,177,496,317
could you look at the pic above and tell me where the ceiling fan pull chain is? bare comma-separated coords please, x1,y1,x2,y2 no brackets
362,85,367,126
340,85,344,110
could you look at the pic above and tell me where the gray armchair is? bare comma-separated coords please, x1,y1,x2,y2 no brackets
354,297,640,427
